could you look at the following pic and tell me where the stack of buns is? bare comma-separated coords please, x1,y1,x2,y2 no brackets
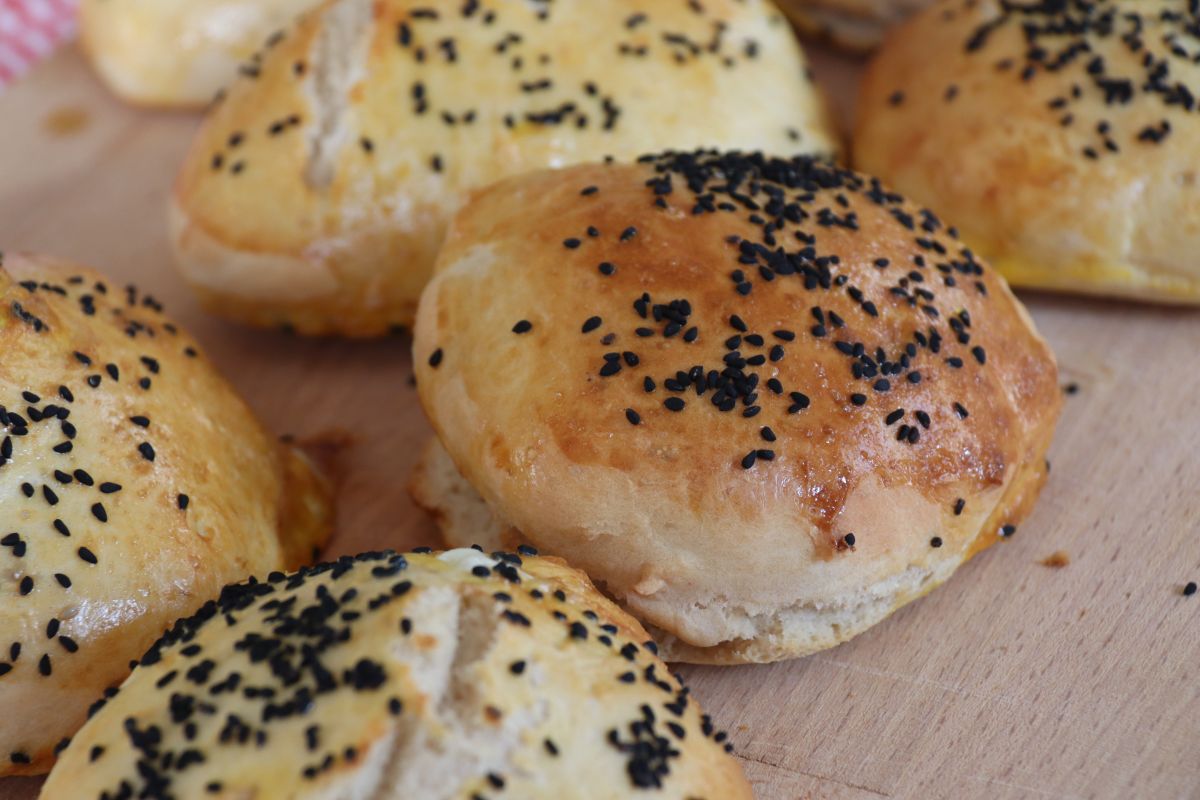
30,0,1195,792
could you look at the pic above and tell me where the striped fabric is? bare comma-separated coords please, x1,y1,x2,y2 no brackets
0,0,78,89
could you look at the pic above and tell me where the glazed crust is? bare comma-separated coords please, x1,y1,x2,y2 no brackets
79,0,322,108
170,0,838,337
412,152,1061,664
42,549,752,799
0,253,333,775
855,0,1200,303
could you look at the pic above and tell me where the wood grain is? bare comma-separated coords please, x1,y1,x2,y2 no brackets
1,44,1197,800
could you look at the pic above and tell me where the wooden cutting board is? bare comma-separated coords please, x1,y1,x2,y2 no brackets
1,44,1197,800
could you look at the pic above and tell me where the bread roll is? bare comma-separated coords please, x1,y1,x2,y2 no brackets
855,0,1200,303
169,0,839,337
411,150,1062,664
42,548,751,799
0,253,333,775
777,0,931,50
79,0,322,108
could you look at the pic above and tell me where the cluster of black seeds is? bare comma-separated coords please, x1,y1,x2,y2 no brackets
572,152,988,480
930,0,1199,159
68,549,733,798
1,270,197,768
210,2,801,182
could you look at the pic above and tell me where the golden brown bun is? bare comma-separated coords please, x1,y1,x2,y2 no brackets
79,0,322,108
0,253,333,776
778,0,931,51
170,0,839,338
412,151,1062,664
42,548,751,799
855,0,1200,303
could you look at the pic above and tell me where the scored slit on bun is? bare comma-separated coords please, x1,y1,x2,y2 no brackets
42,548,752,799
168,0,838,337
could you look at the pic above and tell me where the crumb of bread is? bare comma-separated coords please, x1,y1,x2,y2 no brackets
1039,551,1070,569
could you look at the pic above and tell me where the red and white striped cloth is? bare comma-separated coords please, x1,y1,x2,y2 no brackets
0,0,78,89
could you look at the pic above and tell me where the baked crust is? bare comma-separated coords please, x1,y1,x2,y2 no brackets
855,0,1200,303
412,151,1062,664
79,0,322,108
42,549,752,798
0,253,333,775
170,0,838,337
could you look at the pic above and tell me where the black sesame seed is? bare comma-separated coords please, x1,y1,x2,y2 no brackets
512,320,533,334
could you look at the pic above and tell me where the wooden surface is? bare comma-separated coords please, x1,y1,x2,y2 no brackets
1,44,1198,800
